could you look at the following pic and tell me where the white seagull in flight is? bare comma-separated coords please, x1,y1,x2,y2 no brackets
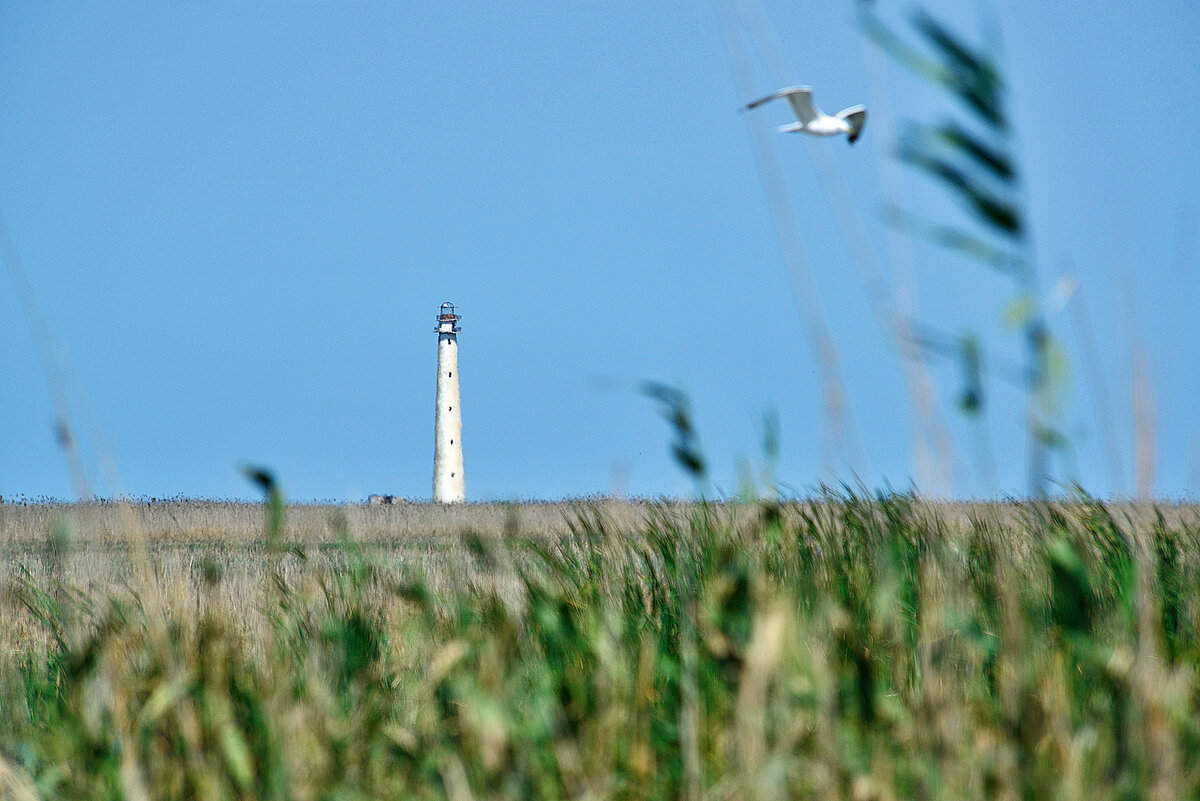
742,86,867,145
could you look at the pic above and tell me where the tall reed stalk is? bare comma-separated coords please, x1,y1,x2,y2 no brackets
858,3,1067,494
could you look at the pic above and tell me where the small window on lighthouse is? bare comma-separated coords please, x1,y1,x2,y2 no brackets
449,406,452,411
451,472,455,477
448,372,452,377
450,439,453,444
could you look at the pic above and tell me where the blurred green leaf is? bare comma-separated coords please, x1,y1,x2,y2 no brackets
642,382,707,485
958,333,984,414
242,464,285,543
883,204,1021,271
762,408,780,464
911,9,1007,129
1002,295,1036,328
859,12,954,89
1047,537,1094,634
139,675,191,727
898,146,1022,235
1035,424,1069,449
859,8,1007,129
1043,335,1071,391
929,121,1015,181
219,720,255,791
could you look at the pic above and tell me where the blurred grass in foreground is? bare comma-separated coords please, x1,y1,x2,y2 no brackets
3,494,1200,800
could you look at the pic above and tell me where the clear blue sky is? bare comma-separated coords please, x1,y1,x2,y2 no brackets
3,1,1198,501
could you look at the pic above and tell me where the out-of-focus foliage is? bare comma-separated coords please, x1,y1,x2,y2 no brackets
4,492,1200,800
860,3,1071,487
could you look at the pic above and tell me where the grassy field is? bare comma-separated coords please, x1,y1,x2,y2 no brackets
3,494,1200,800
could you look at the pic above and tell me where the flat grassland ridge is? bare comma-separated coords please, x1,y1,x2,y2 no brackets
3,496,1200,800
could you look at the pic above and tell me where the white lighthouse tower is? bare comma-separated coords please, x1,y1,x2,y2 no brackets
433,301,465,503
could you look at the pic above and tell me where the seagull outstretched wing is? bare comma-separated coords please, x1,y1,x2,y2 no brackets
836,105,867,144
743,86,817,124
